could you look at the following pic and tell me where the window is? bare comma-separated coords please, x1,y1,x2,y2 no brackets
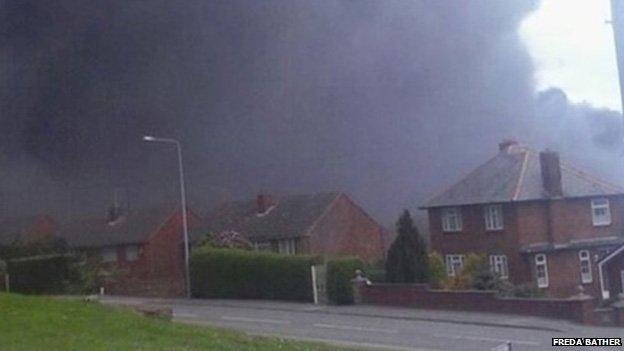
278,239,296,255
445,254,465,277
101,247,117,263
591,198,611,226
579,250,592,284
489,255,509,279
484,205,504,230
126,245,139,261
535,254,549,288
253,241,272,251
441,207,462,232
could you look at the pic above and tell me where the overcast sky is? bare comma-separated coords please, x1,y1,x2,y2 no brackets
521,0,622,111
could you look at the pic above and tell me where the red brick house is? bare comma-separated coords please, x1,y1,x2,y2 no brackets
204,192,387,264
59,205,200,297
0,215,59,246
422,141,624,300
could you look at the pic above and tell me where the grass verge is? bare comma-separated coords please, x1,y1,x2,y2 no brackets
0,293,357,351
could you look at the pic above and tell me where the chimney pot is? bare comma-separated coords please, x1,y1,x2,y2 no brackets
499,139,518,152
540,150,563,197
257,193,274,214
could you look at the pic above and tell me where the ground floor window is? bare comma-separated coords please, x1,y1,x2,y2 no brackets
445,254,465,277
489,255,508,279
535,254,549,288
125,245,139,261
278,239,296,255
579,250,592,284
101,247,117,263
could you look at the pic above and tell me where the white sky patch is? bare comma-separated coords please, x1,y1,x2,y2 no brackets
520,0,622,111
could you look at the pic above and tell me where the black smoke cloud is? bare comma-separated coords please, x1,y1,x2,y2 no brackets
2,0,620,225
531,88,624,183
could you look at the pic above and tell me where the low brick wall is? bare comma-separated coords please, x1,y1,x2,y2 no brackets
357,283,596,325
103,276,185,298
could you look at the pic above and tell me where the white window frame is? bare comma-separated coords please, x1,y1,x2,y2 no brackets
441,207,462,232
484,204,504,231
445,254,465,277
489,255,509,279
101,247,117,263
125,245,139,261
253,241,272,251
535,254,549,288
579,250,592,284
591,198,611,226
278,239,296,255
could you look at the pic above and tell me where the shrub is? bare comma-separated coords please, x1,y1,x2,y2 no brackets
190,248,320,301
326,256,362,305
497,281,545,298
0,259,6,275
365,268,386,283
427,252,446,288
7,254,81,294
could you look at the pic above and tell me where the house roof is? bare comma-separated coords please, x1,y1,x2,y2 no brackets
202,192,340,242
58,205,179,248
423,144,624,208
0,215,56,246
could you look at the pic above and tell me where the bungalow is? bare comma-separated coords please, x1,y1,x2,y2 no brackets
422,140,624,300
204,192,387,264
59,205,200,297
0,205,200,297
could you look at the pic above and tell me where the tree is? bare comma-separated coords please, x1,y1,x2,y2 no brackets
385,210,428,283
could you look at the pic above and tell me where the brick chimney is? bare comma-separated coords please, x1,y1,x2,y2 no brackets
257,193,274,214
540,150,563,197
107,206,124,225
499,139,518,153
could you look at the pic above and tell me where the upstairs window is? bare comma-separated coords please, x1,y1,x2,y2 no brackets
125,245,139,261
591,198,611,226
579,250,592,284
445,254,465,277
484,205,504,231
441,207,462,232
489,255,509,279
278,239,296,255
101,247,117,263
535,254,549,288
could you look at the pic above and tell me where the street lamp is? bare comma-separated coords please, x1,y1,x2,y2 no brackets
143,135,191,298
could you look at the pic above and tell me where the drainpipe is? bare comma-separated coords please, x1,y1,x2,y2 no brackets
598,260,610,300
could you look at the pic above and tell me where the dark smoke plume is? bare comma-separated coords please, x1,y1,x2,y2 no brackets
4,1,620,225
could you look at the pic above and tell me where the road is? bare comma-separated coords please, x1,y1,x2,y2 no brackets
168,304,624,351
157,300,624,351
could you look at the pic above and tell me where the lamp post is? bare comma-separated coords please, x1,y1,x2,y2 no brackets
143,135,191,298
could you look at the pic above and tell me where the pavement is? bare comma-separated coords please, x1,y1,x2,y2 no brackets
99,296,624,351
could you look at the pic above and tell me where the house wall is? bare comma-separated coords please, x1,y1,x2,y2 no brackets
549,196,624,244
605,253,624,299
309,194,384,264
428,196,624,297
526,250,603,298
103,211,197,297
428,204,528,285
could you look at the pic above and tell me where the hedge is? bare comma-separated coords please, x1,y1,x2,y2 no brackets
6,254,81,294
190,248,320,301
326,256,362,305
